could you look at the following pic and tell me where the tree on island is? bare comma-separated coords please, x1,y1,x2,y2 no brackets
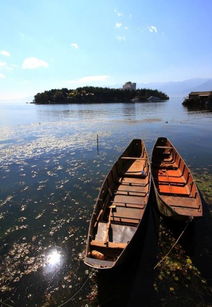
33,87,169,104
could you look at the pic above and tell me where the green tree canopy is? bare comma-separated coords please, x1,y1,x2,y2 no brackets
33,86,169,104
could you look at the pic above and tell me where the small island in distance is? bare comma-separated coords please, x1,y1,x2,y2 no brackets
32,82,169,104
182,91,212,108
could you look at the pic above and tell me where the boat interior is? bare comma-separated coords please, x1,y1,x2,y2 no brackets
88,140,150,262
152,137,202,215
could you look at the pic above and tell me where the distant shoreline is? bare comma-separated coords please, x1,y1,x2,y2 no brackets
182,91,212,107
32,86,169,105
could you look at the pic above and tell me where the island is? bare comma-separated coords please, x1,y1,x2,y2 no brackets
32,87,169,104
183,91,212,108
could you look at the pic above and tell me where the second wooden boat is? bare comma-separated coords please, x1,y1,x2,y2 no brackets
151,137,203,221
84,139,151,269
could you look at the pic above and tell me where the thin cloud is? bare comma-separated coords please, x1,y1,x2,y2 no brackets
80,75,109,82
116,36,126,41
114,9,123,17
69,75,109,83
148,25,158,33
0,61,16,71
67,75,109,86
71,43,79,49
0,73,6,79
22,57,48,69
115,22,122,28
0,50,10,57
0,61,7,67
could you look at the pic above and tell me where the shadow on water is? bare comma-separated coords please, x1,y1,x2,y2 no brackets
96,191,160,307
163,193,212,284
183,104,212,113
93,191,212,307
180,194,212,284
156,193,212,306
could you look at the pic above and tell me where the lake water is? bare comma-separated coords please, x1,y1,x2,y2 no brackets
0,98,212,306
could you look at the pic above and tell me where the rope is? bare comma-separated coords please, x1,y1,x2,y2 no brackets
58,271,95,307
154,217,193,270
0,300,14,307
0,297,15,307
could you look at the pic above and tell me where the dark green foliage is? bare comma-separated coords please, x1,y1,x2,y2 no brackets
33,87,169,104
183,95,212,107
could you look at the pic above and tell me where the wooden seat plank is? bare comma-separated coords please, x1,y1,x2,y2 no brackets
158,184,190,195
90,240,127,249
154,168,183,178
117,184,148,193
121,157,146,160
156,175,186,184
115,191,147,197
113,194,145,205
111,217,140,224
161,195,200,209
110,201,145,209
124,160,146,177
155,146,173,149
120,177,148,185
111,206,144,220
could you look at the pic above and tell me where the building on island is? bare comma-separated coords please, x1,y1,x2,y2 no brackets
188,91,212,100
123,81,136,91
147,96,162,102
183,91,212,106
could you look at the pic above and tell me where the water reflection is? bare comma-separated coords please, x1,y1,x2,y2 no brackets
35,103,122,122
35,101,170,123
121,103,136,119
183,103,212,113
44,249,64,274
46,249,62,267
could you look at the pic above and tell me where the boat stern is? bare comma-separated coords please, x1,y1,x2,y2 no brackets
84,256,115,269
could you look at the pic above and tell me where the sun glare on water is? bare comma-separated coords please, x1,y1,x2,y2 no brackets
47,250,61,266
43,249,64,275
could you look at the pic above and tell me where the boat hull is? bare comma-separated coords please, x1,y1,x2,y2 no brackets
153,181,194,222
84,139,151,269
151,137,203,221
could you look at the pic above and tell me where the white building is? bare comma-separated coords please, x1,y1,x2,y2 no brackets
123,81,136,90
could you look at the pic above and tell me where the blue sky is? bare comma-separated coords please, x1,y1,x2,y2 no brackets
0,0,212,100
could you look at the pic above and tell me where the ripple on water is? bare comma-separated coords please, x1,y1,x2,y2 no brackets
0,114,211,305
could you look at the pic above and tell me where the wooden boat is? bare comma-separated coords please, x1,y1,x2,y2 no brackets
84,139,151,269
151,137,203,221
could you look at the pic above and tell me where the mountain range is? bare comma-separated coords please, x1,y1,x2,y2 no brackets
136,78,212,97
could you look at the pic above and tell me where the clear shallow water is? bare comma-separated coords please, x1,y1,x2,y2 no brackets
0,98,212,306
